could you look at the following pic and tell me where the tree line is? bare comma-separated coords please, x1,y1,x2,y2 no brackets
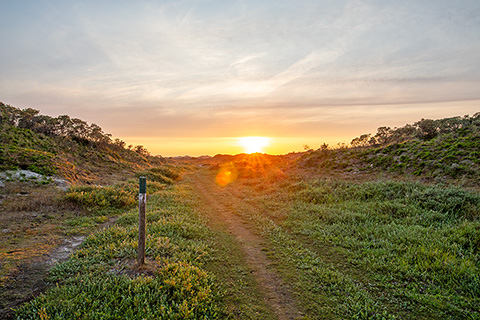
0,102,152,157
350,113,480,148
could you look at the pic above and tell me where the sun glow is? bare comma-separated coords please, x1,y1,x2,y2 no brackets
238,136,270,154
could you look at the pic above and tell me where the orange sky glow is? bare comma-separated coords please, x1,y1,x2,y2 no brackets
1,1,479,157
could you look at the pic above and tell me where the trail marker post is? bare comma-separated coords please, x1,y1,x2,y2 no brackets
138,176,147,266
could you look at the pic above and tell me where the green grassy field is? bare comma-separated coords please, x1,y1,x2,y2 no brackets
4,161,480,319
212,168,480,319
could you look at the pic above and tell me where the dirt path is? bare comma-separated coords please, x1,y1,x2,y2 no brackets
191,172,302,320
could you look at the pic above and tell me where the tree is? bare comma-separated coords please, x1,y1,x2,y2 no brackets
56,115,72,136
389,124,416,144
33,115,57,135
351,133,371,147
134,145,150,157
415,119,438,140
374,127,392,145
303,144,313,152
113,138,126,150
18,108,40,130
0,103,22,126
319,143,329,151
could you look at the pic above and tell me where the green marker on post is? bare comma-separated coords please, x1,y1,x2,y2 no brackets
139,176,147,194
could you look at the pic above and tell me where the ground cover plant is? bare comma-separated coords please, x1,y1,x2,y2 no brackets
289,179,480,318
14,183,225,319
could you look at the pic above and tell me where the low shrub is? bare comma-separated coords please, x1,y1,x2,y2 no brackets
135,170,173,185
0,145,57,176
65,185,136,209
149,166,181,181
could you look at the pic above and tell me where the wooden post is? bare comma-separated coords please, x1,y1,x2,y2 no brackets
137,176,147,266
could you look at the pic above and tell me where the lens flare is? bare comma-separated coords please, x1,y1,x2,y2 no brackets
215,164,238,186
238,136,270,154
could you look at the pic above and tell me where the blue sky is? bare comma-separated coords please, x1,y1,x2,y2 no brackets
1,0,479,155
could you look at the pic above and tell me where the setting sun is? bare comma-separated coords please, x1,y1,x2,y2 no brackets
238,136,270,154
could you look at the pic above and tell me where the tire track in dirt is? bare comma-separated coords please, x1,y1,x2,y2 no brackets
191,172,302,320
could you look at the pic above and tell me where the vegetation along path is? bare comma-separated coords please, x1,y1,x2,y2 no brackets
190,170,303,320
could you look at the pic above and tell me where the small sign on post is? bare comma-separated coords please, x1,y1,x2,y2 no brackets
138,176,147,266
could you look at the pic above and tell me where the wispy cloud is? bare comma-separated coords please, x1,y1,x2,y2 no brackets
270,49,343,88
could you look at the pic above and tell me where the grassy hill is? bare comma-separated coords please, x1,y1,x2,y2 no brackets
0,103,193,319
0,102,164,184
300,113,480,186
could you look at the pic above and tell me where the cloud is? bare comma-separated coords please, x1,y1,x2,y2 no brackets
269,49,343,88
1,0,480,156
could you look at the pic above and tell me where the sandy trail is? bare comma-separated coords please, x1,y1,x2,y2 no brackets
191,172,302,320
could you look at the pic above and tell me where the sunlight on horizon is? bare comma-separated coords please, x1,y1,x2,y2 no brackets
238,136,271,154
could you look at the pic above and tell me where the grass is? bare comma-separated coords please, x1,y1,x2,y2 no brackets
3,105,480,318
14,183,223,319
287,179,480,318
300,123,480,186
0,144,57,176
208,162,480,319
64,178,171,209
12,172,269,320
185,171,279,319
201,227,277,319
11,168,281,319
4,162,480,319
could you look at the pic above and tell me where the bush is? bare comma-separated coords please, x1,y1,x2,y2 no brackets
0,145,57,176
65,185,137,209
135,170,173,185
149,166,181,181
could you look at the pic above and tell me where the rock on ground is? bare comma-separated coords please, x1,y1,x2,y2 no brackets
0,170,70,190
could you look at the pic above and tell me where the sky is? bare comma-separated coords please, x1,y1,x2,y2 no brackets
1,0,479,156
